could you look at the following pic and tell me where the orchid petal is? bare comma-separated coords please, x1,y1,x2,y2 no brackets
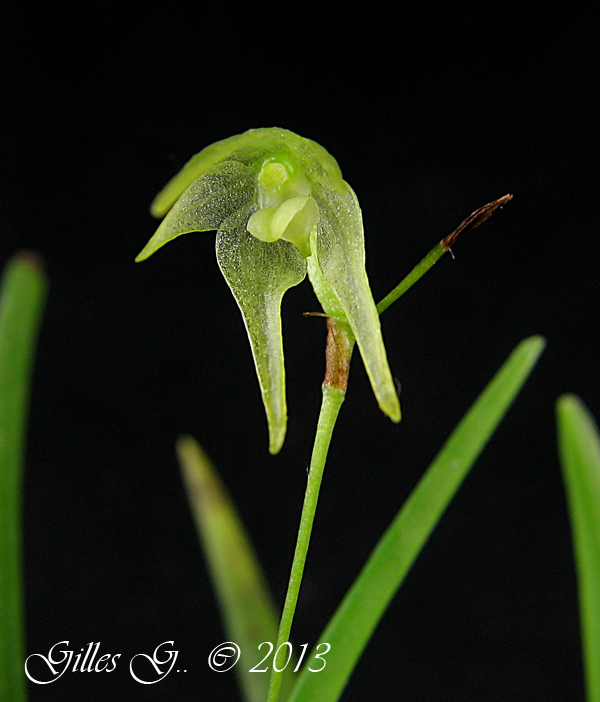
216,218,307,454
312,185,401,423
151,130,280,218
138,128,400,452
136,161,255,262
151,128,346,219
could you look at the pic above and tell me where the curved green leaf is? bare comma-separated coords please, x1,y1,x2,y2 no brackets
177,436,297,702
289,335,545,702
0,253,47,702
557,395,600,702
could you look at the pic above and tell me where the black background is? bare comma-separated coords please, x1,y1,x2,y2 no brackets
2,5,598,701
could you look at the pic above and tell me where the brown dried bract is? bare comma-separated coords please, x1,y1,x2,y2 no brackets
323,317,352,392
304,313,353,391
442,193,513,251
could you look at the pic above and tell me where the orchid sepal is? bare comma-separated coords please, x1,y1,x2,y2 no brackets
137,128,400,453
216,218,306,454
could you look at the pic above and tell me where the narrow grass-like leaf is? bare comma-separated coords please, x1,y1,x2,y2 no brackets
289,335,545,702
176,436,296,702
0,253,47,702
557,395,600,702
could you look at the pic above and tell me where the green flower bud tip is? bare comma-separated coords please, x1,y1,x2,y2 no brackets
137,128,400,454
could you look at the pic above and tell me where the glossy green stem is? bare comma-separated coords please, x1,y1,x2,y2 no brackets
377,241,445,315
267,385,345,702
288,336,545,702
268,239,446,702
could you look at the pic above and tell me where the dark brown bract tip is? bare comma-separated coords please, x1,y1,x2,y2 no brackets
442,193,513,251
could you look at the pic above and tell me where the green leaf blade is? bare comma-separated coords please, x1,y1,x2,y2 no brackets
557,395,600,702
0,253,47,702
289,335,545,702
176,436,296,702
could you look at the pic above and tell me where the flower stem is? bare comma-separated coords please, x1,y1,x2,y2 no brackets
376,241,445,315
266,383,345,702
377,193,513,315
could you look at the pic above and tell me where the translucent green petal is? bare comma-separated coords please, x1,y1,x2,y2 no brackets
136,161,256,262
216,219,307,454
151,128,346,218
312,185,401,422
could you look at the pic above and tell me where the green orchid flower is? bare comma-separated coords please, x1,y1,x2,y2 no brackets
137,128,400,454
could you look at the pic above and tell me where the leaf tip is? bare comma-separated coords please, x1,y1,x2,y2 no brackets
176,434,224,510
268,426,286,455
12,250,46,274
556,393,579,412
556,394,596,432
517,334,546,362
176,433,197,460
